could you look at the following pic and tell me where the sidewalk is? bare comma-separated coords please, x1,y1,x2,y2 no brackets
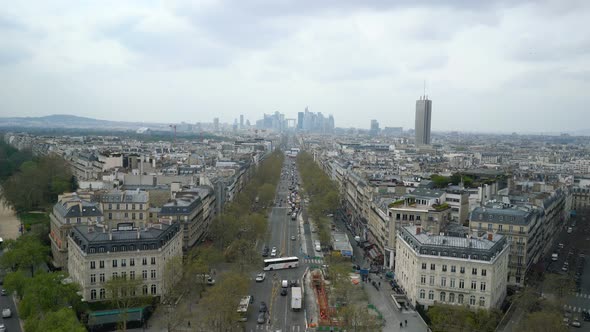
363,275,428,332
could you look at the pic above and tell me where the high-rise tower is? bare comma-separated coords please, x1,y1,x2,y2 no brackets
415,95,432,145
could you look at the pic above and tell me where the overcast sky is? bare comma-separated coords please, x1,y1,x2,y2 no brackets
1,0,589,133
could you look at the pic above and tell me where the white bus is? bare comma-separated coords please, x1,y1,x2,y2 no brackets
237,295,251,322
263,257,300,271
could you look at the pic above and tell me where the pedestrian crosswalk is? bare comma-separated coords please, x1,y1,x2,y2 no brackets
564,304,590,313
575,293,590,299
304,258,323,265
252,324,302,331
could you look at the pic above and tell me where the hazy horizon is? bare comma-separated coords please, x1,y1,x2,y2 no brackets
1,1,589,132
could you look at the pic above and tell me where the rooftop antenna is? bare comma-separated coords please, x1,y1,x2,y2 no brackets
423,80,426,98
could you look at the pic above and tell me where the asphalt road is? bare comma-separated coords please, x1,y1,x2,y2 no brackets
244,158,306,332
0,290,20,332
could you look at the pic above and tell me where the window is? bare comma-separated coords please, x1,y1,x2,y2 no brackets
132,204,136,210
142,270,148,280
449,293,455,303
442,265,447,272
116,203,120,209
142,285,148,295
139,213,144,220
100,288,106,299
430,263,435,271
482,269,487,276
451,265,456,273
498,225,503,231
416,215,421,221
90,274,96,284
459,279,465,289
151,257,156,265
480,282,486,292
151,284,157,295
428,290,434,300
421,263,427,270
112,260,117,268
121,259,126,267
108,213,112,220
440,292,446,302
130,258,135,266
121,272,126,279
112,246,117,252
90,261,96,269
108,203,112,209
91,289,97,300
99,273,105,283
142,258,147,265
420,289,425,299
458,294,464,304
469,296,476,305
151,270,156,279
112,272,118,279
124,212,128,218
479,297,485,306
488,223,493,231
421,275,426,284
471,281,477,290
460,267,465,274
450,278,456,288
130,271,135,280
99,260,105,269
396,213,401,220
89,247,96,254
472,268,477,275
429,276,434,285
132,213,136,220
441,277,446,287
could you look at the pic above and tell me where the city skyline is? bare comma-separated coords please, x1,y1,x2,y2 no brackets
1,1,589,133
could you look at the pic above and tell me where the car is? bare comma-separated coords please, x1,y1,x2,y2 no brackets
259,302,267,313
571,320,582,327
0,323,5,332
291,235,296,241
559,243,565,249
290,280,298,287
0,289,6,296
562,265,569,272
568,227,573,234
256,273,266,282
257,312,266,324
207,277,216,286
2,308,11,318
281,288,288,296
271,247,277,257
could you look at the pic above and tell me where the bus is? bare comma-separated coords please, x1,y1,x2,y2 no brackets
263,257,300,271
237,295,251,322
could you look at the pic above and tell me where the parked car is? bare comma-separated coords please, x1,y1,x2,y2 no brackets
0,323,5,332
2,308,11,318
259,302,267,313
271,247,277,257
257,312,266,324
281,288,288,296
0,289,6,296
571,320,582,327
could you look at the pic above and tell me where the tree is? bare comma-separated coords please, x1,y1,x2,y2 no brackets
24,307,86,332
199,271,249,331
18,272,81,320
544,273,575,302
161,256,184,303
104,276,151,332
428,305,500,332
258,183,275,205
337,304,382,332
3,270,28,300
0,235,49,276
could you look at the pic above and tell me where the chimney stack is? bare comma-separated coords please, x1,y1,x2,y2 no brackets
487,232,493,241
109,232,113,241
136,228,140,239
416,226,421,235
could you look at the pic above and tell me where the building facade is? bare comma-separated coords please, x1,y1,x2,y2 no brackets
395,226,509,310
159,191,205,251
49,193,104,269
67,221,183,302
415,95,432,145
98,190,150,229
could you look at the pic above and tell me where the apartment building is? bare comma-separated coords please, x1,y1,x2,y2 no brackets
395,226,509,310
67,221,183,302
49,192,104,269
389,188,452,235
98,190,150,228
470,205,542,287
572,187,590,210
159,191,205,251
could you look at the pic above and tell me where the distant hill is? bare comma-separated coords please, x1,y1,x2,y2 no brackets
0,114,162,130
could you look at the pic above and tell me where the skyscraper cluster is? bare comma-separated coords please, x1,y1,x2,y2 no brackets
297,107,334,133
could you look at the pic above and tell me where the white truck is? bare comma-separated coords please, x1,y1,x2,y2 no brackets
291,287,302,311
